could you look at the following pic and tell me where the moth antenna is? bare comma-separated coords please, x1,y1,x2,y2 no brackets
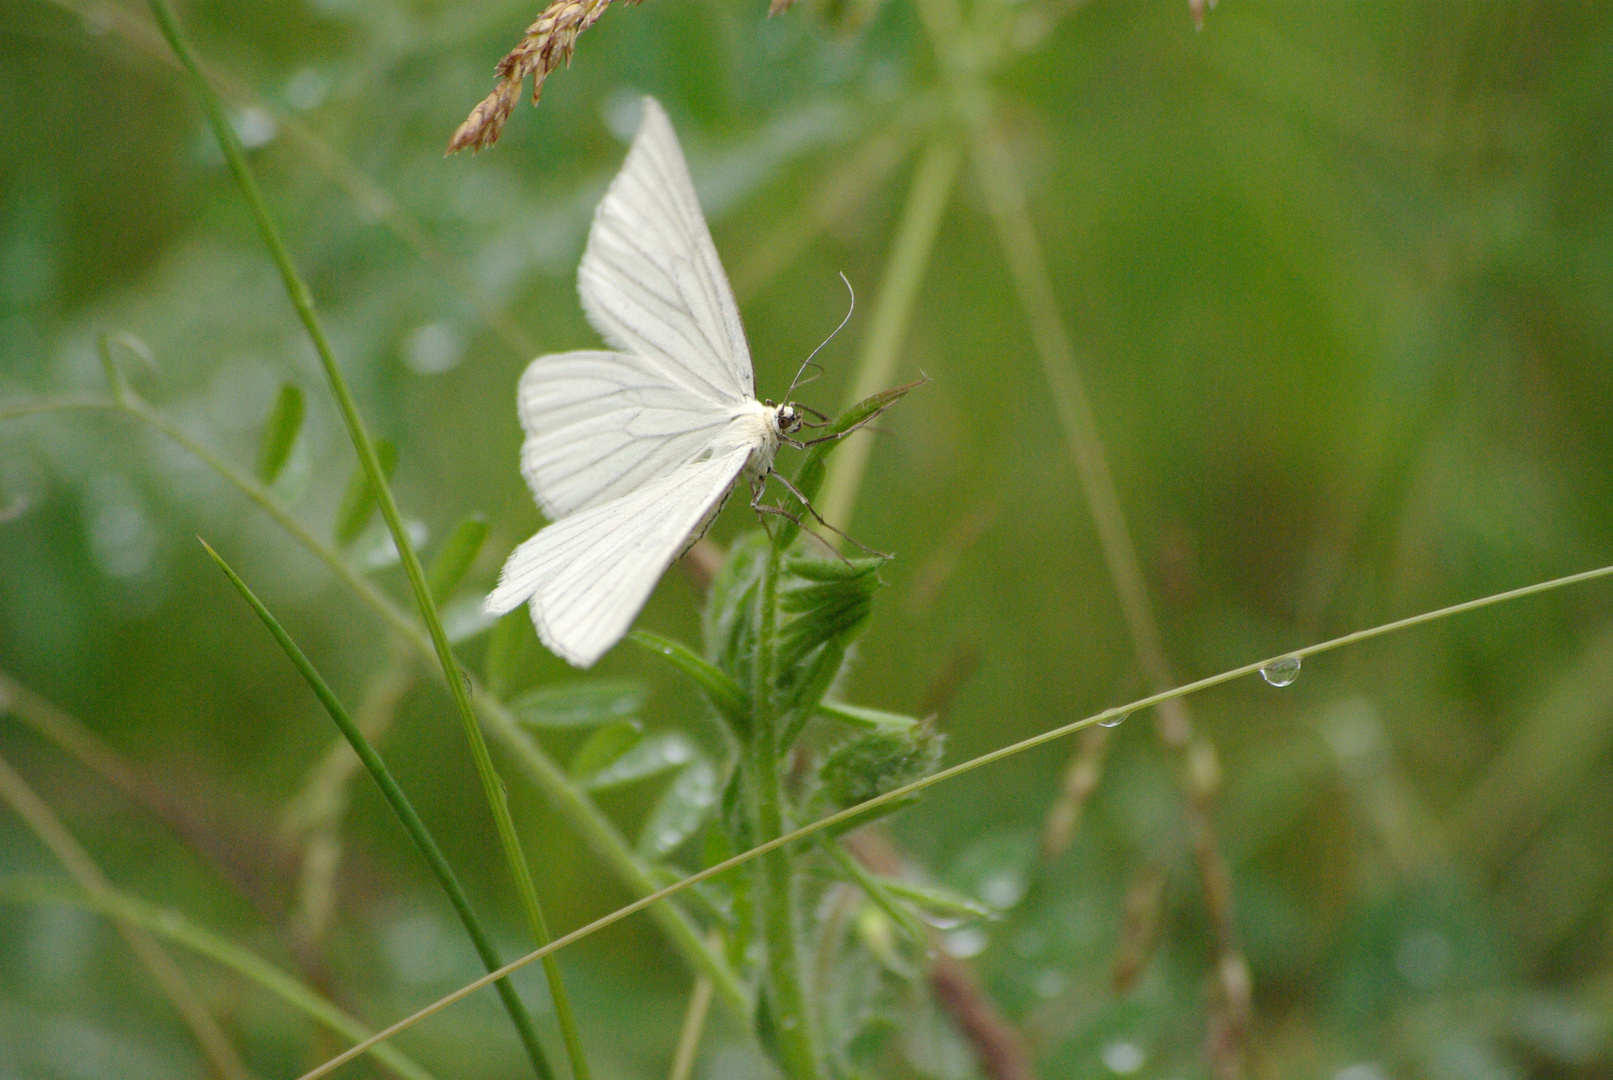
787,272,856,399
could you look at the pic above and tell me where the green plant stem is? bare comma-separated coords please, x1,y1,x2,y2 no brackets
0,875,439,1080
199,541,556,1080
666,952,716,1080
143,5,590,1075
289,556,1613,1080
817,133,961,531
748,545,822,1080
1,391,747,1013
0,754,253,1080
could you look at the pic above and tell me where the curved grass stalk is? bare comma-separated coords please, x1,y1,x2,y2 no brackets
816,133,963,531
290,557,1613,1080
0,875,440,1080
201,540,557,1080
0,390,746,1012
0,754,253,1080
143,3,589,1072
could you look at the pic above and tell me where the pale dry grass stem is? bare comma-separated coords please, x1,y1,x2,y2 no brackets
447,0,635,154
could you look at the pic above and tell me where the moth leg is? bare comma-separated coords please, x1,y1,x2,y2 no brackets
757,470,890,560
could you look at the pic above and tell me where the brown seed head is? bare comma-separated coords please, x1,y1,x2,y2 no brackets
446,0,618,154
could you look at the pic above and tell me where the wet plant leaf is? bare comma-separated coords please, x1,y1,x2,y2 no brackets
638,758,721,856
584,732,698,790
631,631,750,732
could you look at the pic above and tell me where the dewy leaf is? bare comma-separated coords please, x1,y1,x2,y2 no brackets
631,631,751,732
255,382,305,485
509,679,646,729
427,515,488,602
568,720,643,781
334,437,398,546
637,758,721,857
584,732,698,790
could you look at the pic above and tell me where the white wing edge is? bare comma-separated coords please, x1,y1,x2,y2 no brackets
484,444,754,668
577,96,753,402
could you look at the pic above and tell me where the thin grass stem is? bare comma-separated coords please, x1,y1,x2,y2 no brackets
0,392,747,1012
143,4,589,1074
200,540,557,1080
666,957,716,1080
817,134,962,531
0,875,440,1080
290,558,1613,1080
0,754,253,1080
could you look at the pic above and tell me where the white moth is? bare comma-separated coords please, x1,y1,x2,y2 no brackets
485,97,807,668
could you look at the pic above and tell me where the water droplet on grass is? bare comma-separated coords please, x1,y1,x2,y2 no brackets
1260,655,1302,687
1098,711,1129,728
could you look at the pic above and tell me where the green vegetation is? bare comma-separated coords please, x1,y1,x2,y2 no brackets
3,2,1613,1079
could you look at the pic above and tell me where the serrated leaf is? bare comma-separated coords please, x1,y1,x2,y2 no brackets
637,758,721,856
509,679,646,728
585,732,698,790
255,383,305,485
631,631,750,732
427,514,487,602
568,720,643,781
334,438,397,547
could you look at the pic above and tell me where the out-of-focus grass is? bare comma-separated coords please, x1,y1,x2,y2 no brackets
3,1,1613,1077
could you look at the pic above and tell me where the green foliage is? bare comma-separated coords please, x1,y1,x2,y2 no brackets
333,437,397,546
818,720,943,809
254,382,305,485
6,2,1613,1078
509,678,647,728
426,514,488,602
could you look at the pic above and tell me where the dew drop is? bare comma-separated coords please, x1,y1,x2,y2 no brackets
1098,711,1129,728
1259,655,1302,687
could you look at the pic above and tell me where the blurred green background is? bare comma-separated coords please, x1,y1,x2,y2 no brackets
3,0,1613,1077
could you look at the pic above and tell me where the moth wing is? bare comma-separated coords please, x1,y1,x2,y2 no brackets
517,349,740,518
485,444,754,668
578,96,753,405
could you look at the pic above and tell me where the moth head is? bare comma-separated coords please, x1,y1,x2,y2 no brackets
769,400,804,437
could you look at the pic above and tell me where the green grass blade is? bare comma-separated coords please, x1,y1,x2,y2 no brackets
144,4,591,1074
198,539,557,1080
